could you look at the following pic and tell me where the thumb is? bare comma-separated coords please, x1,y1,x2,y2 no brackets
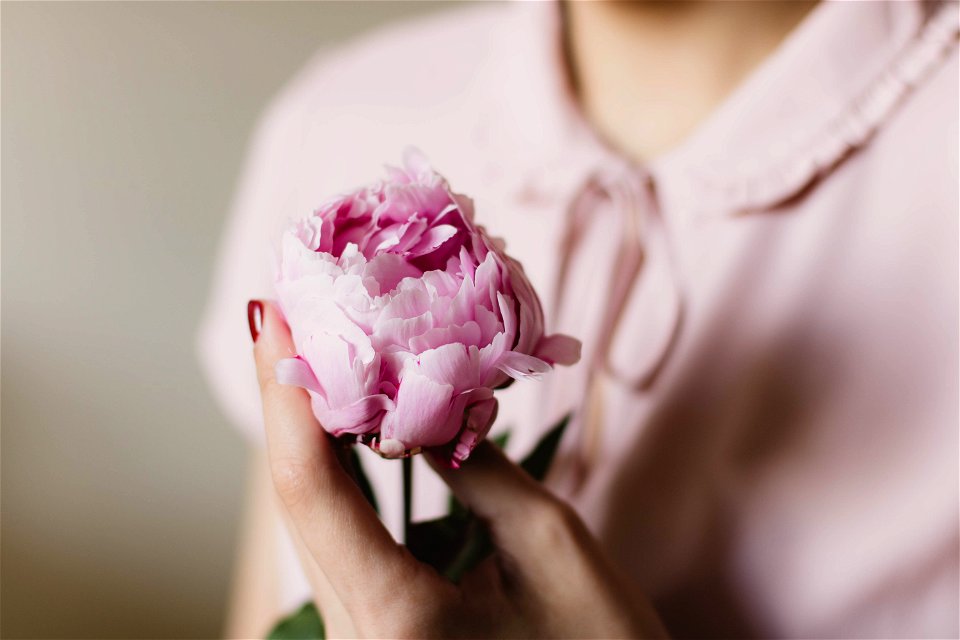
427,440,572,557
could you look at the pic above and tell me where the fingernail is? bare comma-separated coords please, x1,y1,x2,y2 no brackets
247,300,263,343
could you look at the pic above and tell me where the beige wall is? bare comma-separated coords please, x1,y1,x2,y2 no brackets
1,2,458,637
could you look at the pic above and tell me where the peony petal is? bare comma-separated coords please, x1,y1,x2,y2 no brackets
379,286,431,323
337,242,366,271
313,393,394,436
393,217,429,254
408,320,483,353
448,272,477,326
380,371,456,447
421,268,459,298
414,342,480,393
458,245,477,281
402,146,434,181
344,196,371,219
363,253,421,295
450,192,476,223
333,219,371,256
497,351,552,379
496,292,517,345
380,349,415,388
534,334,582,366
280,229,339,281
296,300,374,363
474,304,503,345
301,331,377,408
479,332,509,385
373,312,434,351
275,357,324,395
407,224,458,257
332,274,374,329
473,252,503,313
507,260,545,354
383,163,411,184
365,222,402,254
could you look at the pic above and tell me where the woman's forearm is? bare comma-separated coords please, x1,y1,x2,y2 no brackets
224,452,282,640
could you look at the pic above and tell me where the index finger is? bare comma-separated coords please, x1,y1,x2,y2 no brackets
250,300,427,610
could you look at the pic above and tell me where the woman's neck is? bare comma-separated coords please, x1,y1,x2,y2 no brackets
563,0,818,163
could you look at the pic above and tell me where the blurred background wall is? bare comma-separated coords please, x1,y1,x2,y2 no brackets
1,2,457,637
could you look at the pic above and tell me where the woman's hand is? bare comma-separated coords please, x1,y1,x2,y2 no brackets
251,301,667,639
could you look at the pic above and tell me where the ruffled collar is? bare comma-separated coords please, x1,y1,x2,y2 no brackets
483,0,958,219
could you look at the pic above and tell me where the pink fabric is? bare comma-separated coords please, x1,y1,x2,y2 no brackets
197,1,959,636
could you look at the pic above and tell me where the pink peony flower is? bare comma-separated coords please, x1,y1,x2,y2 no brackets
274,149,580,466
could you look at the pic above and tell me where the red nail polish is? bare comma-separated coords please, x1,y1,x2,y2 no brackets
247,300,263,343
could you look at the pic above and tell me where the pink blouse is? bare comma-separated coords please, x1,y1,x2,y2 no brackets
197,1,959,636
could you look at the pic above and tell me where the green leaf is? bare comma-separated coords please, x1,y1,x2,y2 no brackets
441,517,493,584
448,494,469,522
406,511,492,584
406,514,470,574
349,448,379,514
490,430,512,450
267,601,324,640
520,413,571,482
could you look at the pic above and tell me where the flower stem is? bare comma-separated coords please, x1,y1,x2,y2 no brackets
402,455,412,544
